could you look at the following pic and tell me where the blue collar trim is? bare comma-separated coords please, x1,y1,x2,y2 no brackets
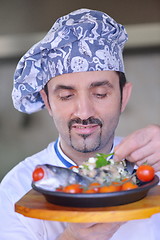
54,139,74,168
54,139,114,167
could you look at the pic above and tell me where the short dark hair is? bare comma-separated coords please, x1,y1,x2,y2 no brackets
116,71,127,102
44,83,48,96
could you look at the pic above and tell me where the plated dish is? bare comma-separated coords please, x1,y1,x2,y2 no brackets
32,175,159,207
32,153,159,207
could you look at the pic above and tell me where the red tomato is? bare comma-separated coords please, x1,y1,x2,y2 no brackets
88,182,101,193
32,167,44,181
136,165,155,182
99,185,119,193
112,181,122,191
121,181,138,191
89,182,101,187
63,184,83,193
83,188,97,193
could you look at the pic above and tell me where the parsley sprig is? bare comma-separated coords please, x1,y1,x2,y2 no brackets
95,153,114,168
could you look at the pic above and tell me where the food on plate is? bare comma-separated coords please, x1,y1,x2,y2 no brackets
121,181,138,191
32,167,45,182
136,164,155,182
73,153,133,184
99,185,121,193
32,164,93,191
32,153,155,194
63,184,83,193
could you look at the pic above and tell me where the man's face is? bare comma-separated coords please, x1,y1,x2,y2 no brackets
42,71,130,156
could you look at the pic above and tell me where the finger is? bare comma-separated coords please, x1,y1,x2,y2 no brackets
114,129,151,161
135,152,160,171
69,222,95,229
124,143,155,163
89,222,125,239
115,125,160,162
152,161,160,172
90,222,125,230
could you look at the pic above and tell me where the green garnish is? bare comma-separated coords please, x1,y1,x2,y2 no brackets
95,153,114,168
82,164,89,170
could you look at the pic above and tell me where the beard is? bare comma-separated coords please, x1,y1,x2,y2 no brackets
70,131,102,153
68,117,103,153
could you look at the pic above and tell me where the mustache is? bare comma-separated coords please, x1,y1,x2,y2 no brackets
68,117,103,129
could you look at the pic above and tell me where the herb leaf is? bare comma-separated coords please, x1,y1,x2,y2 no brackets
95,153,114,168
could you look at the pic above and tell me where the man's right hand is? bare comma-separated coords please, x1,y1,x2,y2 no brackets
57,222,124,240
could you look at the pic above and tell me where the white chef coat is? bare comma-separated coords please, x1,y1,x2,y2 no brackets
0,137,160,240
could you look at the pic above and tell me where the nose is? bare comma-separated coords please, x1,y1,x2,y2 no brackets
74,94,95,120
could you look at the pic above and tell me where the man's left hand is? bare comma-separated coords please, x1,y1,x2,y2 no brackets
114,125,160,171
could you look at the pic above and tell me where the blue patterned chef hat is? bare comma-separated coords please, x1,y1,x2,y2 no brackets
12,8,128,114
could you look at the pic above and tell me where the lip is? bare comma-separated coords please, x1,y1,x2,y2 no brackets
71,124,100,135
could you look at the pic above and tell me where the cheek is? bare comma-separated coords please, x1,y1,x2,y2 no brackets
50,106,69,131
99,97,121,116
52,114,66,134
110,93,121,112
99,99,121,128
50,99,76,127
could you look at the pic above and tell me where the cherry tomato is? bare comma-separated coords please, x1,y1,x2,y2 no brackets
121,181,138,191
136,165,155,182
88,182,101,193
83,188,97,193
63,184,83,193
89,182,100,187
112,181,122,191
32,167,44,181
99,185,119,193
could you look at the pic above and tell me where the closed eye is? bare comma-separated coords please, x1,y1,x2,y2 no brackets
59,94,74,101
93,93,107,99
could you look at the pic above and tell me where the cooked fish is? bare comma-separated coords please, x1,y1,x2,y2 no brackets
33,164,93,191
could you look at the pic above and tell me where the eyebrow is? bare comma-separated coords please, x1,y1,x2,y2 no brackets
53,85,75,92
90,80,114,89
53,80,114,92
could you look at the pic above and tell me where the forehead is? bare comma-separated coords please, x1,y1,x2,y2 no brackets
48,71,119,88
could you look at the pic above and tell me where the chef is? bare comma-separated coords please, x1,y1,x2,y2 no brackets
0,8,160,240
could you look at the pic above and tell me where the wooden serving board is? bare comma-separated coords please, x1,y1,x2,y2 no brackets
15,187,160,223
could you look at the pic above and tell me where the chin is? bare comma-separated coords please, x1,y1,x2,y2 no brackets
71,139,101,153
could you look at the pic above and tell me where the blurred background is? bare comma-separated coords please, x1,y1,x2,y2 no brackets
0,0,160,181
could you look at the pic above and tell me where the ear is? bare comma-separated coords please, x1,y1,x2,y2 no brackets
121,82,132,113
40,89,52,116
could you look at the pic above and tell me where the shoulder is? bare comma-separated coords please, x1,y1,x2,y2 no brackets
0,141,58,201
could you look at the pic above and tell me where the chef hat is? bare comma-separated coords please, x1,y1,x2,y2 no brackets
12,8,128,113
